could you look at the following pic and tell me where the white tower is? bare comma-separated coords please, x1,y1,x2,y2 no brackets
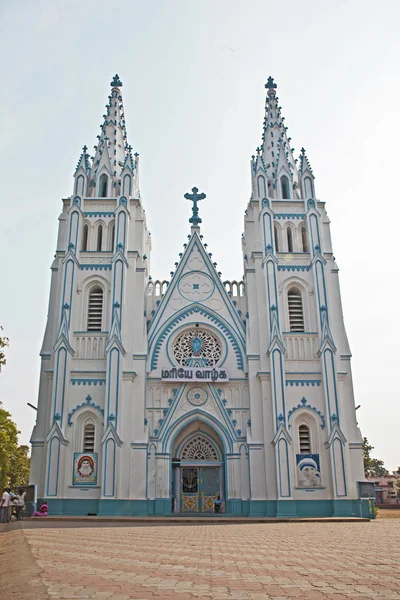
30,75,369,518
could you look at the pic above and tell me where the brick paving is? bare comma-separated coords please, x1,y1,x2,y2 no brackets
22,520,400,599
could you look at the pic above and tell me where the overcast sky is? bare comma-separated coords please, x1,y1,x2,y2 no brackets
0,0,399,470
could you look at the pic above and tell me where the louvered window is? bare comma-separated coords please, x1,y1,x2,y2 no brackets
288,288,304,332
299,425,311,453
99,174,108,197
83,423,95,452
87,286,103,331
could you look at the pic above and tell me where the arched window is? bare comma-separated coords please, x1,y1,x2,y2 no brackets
87,286,103,331
287,227,293,252
123,174,132,196
81,224,88,251
304,176,314,198
299,424,311,453
281,175,290,199
75,175,84,196
274,225,280,252
97,225,103,251
109,222,115,252
301,225,309,252
83,423,95,452
288,288,304,332
257,175,266,198
99,174,108,198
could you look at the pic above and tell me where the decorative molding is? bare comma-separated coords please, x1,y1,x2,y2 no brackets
288,397,325,429
286,380,321,387
71,379,105,386
67,394,104,426
274,213,305,220
80,264,112,270
278,265,311,272
84,212,115,217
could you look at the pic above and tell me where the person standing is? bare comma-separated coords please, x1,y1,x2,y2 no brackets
14,489,26,521
6,489,17,522
0,488,10,523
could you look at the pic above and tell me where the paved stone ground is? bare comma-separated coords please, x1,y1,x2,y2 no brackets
4,520,400,599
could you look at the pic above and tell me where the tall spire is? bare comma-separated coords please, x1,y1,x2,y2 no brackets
251,77,301,200
87,74,138,197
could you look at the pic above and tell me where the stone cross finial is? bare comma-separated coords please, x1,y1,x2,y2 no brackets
184,187,206,227
265,76,277,90
111,74,123,87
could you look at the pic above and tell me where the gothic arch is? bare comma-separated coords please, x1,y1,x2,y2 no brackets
149,304,245,371
163,412,233,455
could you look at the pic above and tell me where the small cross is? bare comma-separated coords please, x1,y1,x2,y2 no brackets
184,187,206,227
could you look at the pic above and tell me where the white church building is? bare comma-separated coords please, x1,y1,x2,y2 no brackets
30,74,370,517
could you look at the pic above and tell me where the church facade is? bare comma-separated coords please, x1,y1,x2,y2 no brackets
30,74,370,517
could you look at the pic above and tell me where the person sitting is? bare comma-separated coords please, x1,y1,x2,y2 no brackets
32,502,48,517
214,495,223,513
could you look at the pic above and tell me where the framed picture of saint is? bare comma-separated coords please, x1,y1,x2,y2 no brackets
73,453,98,485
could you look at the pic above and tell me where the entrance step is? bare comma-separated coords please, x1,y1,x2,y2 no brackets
27,515,370,524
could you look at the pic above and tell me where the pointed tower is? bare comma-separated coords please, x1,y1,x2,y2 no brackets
243,77,367,517
30,75,150,506
87,74,139,199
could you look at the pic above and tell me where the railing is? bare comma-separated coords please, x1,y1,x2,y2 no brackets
223,280,245,297
147,280,169,296
283,333,318,360
74,333,108,358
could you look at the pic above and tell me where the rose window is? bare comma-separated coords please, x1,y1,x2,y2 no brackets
181,435,219,461
173,329,222,367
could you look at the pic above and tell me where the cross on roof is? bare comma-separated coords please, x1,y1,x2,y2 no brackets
184,187,206,227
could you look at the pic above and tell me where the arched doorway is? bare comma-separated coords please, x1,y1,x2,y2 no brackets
171,420,224,513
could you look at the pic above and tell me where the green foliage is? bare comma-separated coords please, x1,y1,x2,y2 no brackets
0,404,30,490
0,333,30,490
362,437,389,477
0,327,9,372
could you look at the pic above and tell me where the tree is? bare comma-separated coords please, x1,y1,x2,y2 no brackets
0,404,31,490
362,437,389,477
0,331,30,489
0,326,9,372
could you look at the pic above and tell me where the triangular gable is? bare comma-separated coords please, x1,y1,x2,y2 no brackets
46,420,69,446
148,232,245,348
101,422,122,446
152,383,241,442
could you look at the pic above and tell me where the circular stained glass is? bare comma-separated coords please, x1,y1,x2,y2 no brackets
173,329,222,367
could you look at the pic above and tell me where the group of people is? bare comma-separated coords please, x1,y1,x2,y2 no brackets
0,488,26,522
0,488,49,522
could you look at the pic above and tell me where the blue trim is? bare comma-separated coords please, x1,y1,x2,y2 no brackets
278,265,311,272
274,214,305,219
46,436,60,497
84,212,115,217
286,380,321,386
288,398,325,429
68,396,104,427
71,379,105,386
41,498,372,518
81,264,112,270
104,438,116,497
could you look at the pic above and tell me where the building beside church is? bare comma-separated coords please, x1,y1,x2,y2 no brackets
29,74,370,517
